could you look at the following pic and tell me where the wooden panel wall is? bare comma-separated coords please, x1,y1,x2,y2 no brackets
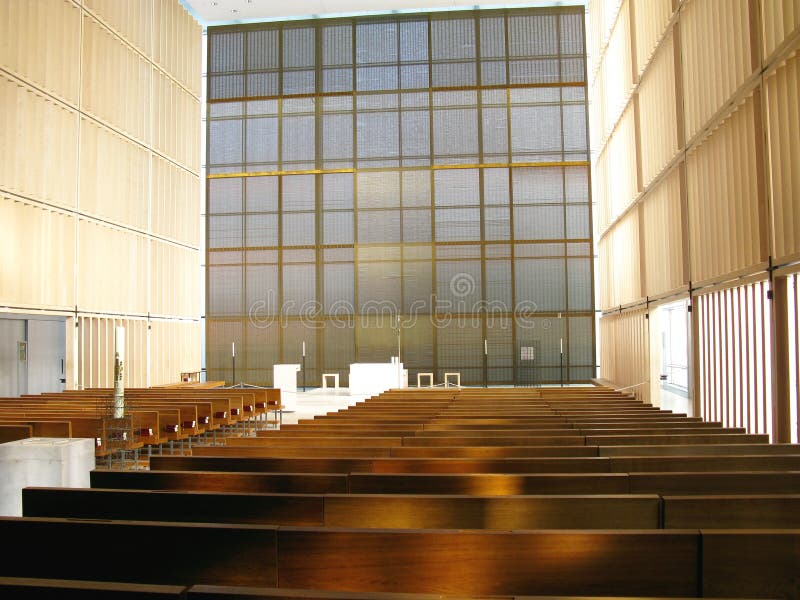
0,0,202,388
591,0,800,427
766,50,800,262
641,168,684,298
687,95,761,284
599,308,650,403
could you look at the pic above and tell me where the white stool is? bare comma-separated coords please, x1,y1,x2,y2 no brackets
322,373,339,389
417,372,434,387
444,372,461,388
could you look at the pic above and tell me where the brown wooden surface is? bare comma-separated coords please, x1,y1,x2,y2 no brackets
349,473,631,495
323,494,660,529
23,487,325,526
90,470,349,494
629,471,800,494
0,424,32,443
276,528,699,597
663,495,800,528
701,531,800,599
150,456,612,474
0,517,277,587
0,576,186,598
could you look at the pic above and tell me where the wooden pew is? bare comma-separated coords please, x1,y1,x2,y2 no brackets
151,455,613,474
629,471,800,494
23,487,661,529
599,443,800,456
0,517,703,595
0,424,32,443
90,470,349,494
349,473,631,495
23,487,325,526
0,517,278,587
608,455,800,473
0,576,186,599
701,530,800,599
662,495,800,528
273,528,699,597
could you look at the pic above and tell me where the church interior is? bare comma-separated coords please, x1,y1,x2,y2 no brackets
1,0,800,597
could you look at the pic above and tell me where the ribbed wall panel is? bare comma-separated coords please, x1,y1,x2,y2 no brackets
79,117,150,230
84,0,153,63
82,13,152,145
637,31,677,187
631,0,673,78
0,0,81,104
680,0,752,141
642,168,684,297
76,220,148,314
766,51,800,262
0,73,78,209
599,308,650,403
600,209,641,310
762,0,800,59
0,195,75,310
687,95,761,284
603,103,638,228
602,0,633,138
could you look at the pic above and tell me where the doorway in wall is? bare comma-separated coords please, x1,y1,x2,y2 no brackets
649,299,691,414
0,314,66,397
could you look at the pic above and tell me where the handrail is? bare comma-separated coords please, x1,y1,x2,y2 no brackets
613,381,649,393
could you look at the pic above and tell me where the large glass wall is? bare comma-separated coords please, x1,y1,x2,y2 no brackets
206,7,594,386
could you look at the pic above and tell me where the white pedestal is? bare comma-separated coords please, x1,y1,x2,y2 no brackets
349,362,405,397
0,437,95,516
274,364,301,394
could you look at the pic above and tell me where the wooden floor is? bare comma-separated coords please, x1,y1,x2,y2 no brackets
3,385,800,599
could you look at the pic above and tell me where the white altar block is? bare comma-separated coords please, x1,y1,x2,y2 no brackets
0,437,95,516
349,362,405,396
274,364,301,394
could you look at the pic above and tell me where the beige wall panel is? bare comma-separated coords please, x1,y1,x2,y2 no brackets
602,209,642,309
153,69,201,172
151,240,201,319
766,51,800,262
81,13,151,145
762,0,800,59
0,197,74,310
642,168,684,296
151,154,201,247
79,117,149,229
588,0,623,76
153,0,203,97
599,308,650,403
84,0,153,61
593,148,608,230
687,95,761,284
149,319,201,385
604,103,638,227
631,0,673,78
680,0,752,141
77,220,148,314
589,74,606,149
0,74,78,208
0,0,81,104
602,0,634,137
638,32,678,187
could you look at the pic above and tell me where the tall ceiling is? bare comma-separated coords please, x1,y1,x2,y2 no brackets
181,0,582,25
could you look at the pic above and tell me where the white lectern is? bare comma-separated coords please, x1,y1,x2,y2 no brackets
273,364,301,393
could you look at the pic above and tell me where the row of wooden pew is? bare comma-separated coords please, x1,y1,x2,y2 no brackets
0,383,282,458
2,385,799,599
